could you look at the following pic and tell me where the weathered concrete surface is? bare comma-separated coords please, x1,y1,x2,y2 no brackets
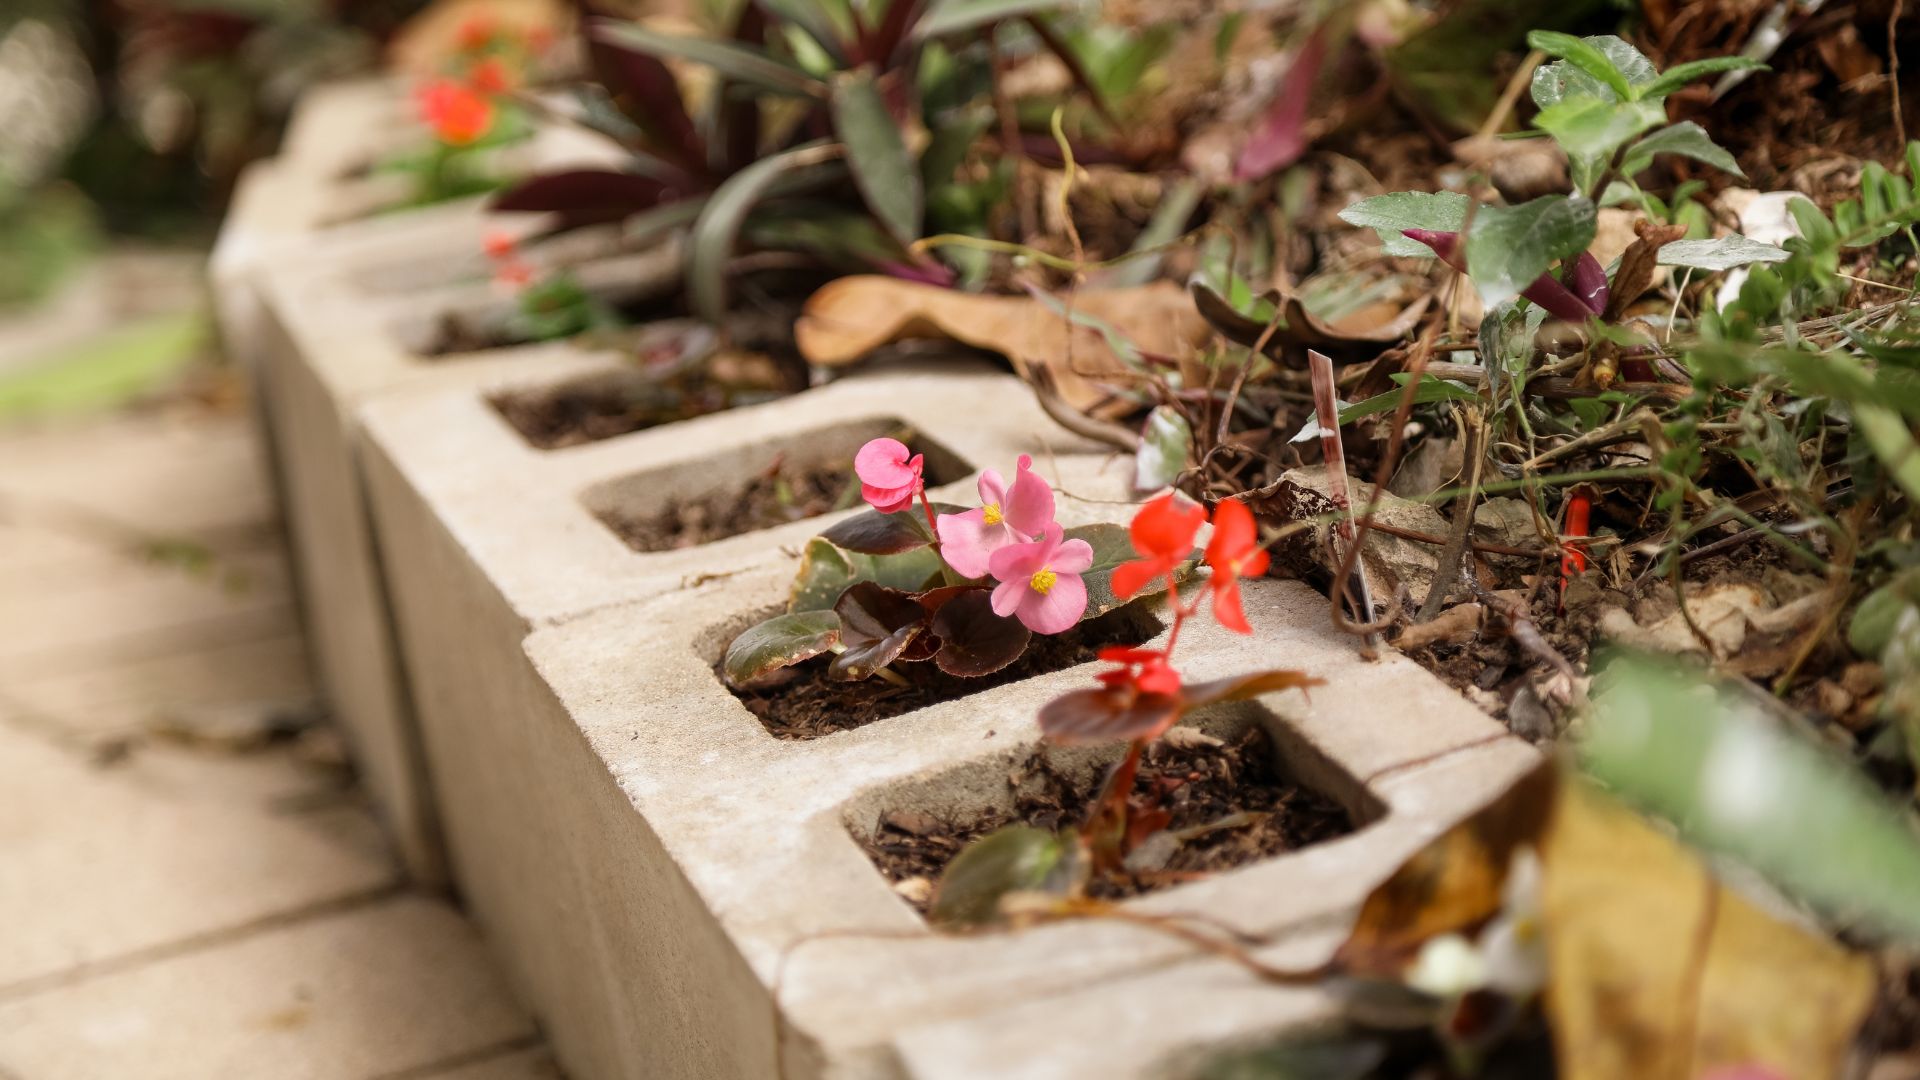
244,192,682,882
0,402,545,1078
0,896,536,1080
0,726,394,991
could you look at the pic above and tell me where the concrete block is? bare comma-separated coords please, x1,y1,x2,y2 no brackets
0,895,534,1080
242,202,661,882
332,337,1537,1077
0,727,394,991
401,563,1530,1079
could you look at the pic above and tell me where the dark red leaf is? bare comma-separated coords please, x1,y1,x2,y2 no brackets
1566,252,1609,316
722,3,768,174
489,170,681,230
588,27,707,170
864,0,923,64
817,503,960,555
1235,26,1327,182
829,581,929,680
1037,687,1181,744
931,590,1030,677
1177,669,1323,711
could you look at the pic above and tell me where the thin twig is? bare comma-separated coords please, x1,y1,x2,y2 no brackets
1893,0,1909,149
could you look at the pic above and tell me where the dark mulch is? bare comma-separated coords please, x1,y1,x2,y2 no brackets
602,462,863,552
730,606,1162,740
860,727,1356,908
492,379,746,450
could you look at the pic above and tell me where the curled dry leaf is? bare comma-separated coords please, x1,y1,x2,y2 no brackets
1189,280,1431,366
1604,218,1688,321
795,277,1213,418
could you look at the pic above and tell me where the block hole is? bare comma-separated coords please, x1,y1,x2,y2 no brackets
843,701,1381,918
583,416,969,552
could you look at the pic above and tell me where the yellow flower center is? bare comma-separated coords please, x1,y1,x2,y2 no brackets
1030,567,1057,594
982,502,1004,526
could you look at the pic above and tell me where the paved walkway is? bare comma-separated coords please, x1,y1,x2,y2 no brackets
0,404,554,1079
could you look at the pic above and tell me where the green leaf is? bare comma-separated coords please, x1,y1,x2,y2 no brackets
788,538,945,612
1849,571,1920,658
1337,375,1479,424
1069,522,1170,620
1464,194,1597,307
928,825,1080,926
1657,234,1791,271
1620,121,1744,178
1531,96,1665,190
1336,191,1469,256
1639,56,1767,101
913,0,1075,41
593,21,824,97
1132,405,1191,492
687,141,846,324
755,0,851,61
830,67,923,249
1526,31,1640,102
1585,654,1920,943
1857,404,1920,505
722,610,842,686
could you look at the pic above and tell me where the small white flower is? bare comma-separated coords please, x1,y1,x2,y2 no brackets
1406,932,1489,998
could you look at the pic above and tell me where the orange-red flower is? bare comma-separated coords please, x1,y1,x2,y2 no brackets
1094,646,1181,696
1111,493,1205,599
1203,498,1269,634
456,14,497,53
417,79,494,145
468,56,514,95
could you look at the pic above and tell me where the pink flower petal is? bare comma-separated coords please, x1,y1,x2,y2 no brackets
862,482,916,514
990,578,1026,618
1019,572,1086,634
936,509,995,578
1003,455,1056,535
1049,537,1094,575
855,438,917,488
976,467,1007,509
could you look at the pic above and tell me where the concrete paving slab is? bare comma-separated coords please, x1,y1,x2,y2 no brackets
0,895,535,1080
0,726,395,991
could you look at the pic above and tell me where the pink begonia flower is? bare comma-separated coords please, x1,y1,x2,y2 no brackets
988,523,1093,635
935,454,1055,578
855,437,924,514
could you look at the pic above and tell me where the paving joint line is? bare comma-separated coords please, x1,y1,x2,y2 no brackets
0,881,409,1004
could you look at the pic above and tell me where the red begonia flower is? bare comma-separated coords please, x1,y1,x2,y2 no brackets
1111,493,1205,599
1203,497,1270,634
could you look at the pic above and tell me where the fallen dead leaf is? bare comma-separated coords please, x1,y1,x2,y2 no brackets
1543,781,1876,1080
1396,603,1484,651
795,277,1212,417
1333,763,1877,1080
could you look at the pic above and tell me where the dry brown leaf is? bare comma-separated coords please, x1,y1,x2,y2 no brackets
1543,781,1876,1080
795,277,1213,417
1333,761,1557,977
1333,764,1876,1080
1605,218,1688,321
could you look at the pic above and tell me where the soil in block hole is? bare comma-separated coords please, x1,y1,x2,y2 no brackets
861,726,1355,908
